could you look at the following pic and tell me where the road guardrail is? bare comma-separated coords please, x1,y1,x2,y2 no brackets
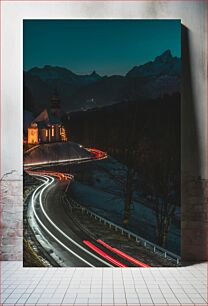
65,195,181,265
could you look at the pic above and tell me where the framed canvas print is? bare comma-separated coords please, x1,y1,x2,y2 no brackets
23,19,181,267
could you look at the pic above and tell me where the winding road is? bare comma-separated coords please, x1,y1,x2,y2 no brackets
25,148,149,267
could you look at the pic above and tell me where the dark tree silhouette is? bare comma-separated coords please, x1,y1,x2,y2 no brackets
64,92,181,246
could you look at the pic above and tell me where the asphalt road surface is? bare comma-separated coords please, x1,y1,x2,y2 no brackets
26,148,150,267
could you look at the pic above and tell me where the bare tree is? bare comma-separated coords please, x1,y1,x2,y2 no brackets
140,133,180,248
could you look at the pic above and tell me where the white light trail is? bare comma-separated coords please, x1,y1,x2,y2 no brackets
31,176,94,267
24,153,107,168
32,173,112,267
25,156,91,167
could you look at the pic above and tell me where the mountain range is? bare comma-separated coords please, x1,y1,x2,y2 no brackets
24,49,180,114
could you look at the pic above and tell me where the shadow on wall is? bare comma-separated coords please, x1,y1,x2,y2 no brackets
181,25,207,264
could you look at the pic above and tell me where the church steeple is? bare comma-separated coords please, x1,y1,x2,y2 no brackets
51,90,61,117
51,90,61,109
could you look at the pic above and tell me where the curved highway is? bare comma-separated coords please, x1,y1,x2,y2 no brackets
26,148,150,267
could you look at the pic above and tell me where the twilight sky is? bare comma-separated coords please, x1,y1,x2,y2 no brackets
23,20,181,76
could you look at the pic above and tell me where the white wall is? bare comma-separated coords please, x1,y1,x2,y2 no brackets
1,1,207,262
1,1,207,179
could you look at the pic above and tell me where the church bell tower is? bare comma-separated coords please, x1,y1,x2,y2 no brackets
51,90,61,117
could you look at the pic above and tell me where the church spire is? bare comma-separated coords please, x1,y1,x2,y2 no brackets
51,89,60,110
51,89,61,115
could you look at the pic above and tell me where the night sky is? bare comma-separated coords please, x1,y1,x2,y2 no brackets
23,20,181,76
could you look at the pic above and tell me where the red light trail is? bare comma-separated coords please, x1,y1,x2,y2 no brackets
83,240,127,267
97,239,150,268
27,169,73,181
85,148,107,159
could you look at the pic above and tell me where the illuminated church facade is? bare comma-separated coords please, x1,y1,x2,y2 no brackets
27,93,68,145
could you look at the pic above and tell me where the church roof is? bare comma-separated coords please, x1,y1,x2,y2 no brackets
35,121,48,129
32,108,62,126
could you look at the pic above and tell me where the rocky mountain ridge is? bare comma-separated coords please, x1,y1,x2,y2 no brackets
24,50,180,114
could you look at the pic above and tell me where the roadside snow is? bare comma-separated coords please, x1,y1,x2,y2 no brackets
69,157,180,254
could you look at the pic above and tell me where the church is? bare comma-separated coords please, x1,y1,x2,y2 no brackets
27,93,68,144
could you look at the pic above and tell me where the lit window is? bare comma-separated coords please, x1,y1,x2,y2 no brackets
52,127,54,137
46,129,48,137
